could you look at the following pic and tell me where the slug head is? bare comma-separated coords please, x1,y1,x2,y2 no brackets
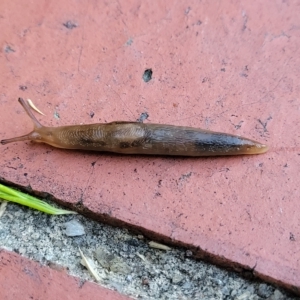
0,98,48,145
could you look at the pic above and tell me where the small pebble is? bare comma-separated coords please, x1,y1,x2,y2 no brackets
258,283,273,298
172,271,184,284
236,291,251,300
64,220,85,237
222,286,230,296
110,258,131,275
211,277,223,285
94,247,115,269
268,289,285,300
182,281,192,290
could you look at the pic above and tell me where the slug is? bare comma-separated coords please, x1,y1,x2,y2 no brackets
0,98,268,156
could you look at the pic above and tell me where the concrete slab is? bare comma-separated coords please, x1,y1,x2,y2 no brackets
0,249,130,300
0,0,299,295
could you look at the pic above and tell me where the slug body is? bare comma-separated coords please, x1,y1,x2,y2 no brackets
1,98,268,156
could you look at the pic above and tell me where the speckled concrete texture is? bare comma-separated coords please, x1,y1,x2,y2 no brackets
0,249,130,300
1,0,299,294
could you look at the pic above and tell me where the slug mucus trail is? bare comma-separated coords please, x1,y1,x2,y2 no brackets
1,98,268,156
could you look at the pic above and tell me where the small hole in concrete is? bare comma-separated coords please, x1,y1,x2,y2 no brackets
143,69,153,82
19,85,27,91
54,112,60,119
126,38,133,45
63,21,77,29
5,45,15,53
136,112,149,123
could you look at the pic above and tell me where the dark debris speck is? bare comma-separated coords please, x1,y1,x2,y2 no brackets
63,21,77,29
290,232,295,241
126,38,133,45
185,7,191,14
5,45,15,53
143,69,153,83
137,112,149,123
19,85,27,91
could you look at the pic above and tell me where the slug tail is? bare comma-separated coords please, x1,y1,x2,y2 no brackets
236,138,268,155
252,143,269,154
18,97,43,129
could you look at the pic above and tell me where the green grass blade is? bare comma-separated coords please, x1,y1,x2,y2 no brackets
0,184,76,215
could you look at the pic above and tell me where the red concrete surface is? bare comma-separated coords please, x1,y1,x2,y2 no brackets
0,249,130,300
0,0,299,294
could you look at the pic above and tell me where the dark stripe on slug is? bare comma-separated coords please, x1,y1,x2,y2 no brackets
194,134,242,153
108,121,138,125
119,137,151,149
131,139,147,147
79,137,106,147
194,140,221,153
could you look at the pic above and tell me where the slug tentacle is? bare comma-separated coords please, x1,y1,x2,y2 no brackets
0,98,268,156
1,132,41,145
18,97,43,129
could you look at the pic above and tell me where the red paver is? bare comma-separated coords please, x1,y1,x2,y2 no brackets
0,249,130,300
0,0,299,295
